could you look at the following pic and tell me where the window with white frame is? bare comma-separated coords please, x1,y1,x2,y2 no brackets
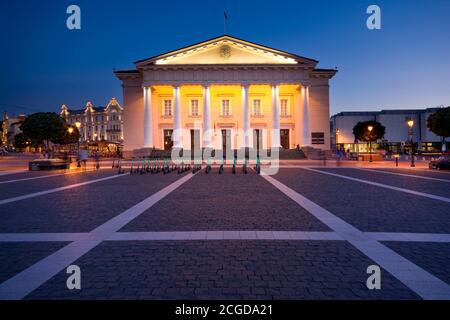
252,99,262,116
190,99,199,116
221,99,231,116
163,99,172,116
280,98,289,116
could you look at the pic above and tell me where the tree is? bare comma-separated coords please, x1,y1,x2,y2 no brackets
427,107,450,139
20,112,66,156
13,132,29,151
54,125,81,145
353,121,386,142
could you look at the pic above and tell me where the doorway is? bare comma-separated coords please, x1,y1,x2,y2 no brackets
190,129,201,151
221,129,231,156
280,129,290,149
163,129,173,150
253,129,263,151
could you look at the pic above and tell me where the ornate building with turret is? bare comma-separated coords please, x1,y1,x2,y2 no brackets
60,98,124,144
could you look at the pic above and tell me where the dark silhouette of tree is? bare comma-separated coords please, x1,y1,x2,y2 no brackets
54,125,81,145
353,121,386,142
13,132,29,151
427,107,450,139
20,112,66,156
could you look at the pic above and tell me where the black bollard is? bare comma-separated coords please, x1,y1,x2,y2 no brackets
219,164,223,174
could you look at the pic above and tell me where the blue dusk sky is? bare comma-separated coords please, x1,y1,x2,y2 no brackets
0,0,449,116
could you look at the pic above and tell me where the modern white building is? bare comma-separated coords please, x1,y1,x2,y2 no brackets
330,108,446,154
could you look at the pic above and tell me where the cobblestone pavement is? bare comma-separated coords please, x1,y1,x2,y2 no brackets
0,171,187,233
274,168,450,234
0,166,449,300
122,168,329,232
317,168,450,198
26,241,418,300
382,242,450,285
0,242,69,283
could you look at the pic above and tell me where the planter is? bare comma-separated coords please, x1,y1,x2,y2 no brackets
29,159,70,171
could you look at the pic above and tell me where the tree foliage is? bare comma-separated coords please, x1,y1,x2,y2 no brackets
54,125,81,145
20,112,66,150
427,107,450,139
13,132,29,150
353,121,386,142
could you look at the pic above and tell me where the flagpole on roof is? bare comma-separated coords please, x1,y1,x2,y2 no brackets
223,11,228,34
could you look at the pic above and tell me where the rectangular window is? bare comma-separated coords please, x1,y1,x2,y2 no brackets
221,99,230,116
280,99,289,116
253,99,262,116
191,99,199,116
163,100,172,116
312,132,325,145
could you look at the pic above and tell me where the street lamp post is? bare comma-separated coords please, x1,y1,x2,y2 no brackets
368,125,373,162
67,127,74,163
75,122,81,167
407,119,415,167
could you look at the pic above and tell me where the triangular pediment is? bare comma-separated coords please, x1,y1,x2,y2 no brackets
136,35,317,67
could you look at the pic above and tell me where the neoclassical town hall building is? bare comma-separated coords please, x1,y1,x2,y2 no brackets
114,35,336,154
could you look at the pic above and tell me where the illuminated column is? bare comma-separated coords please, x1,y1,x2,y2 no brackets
143,86,153,147
242,84,250,148
202,84,211,148
173,85,182,148
302,85,311,146
271,84,281,148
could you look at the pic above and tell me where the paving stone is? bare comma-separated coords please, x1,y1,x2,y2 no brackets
25,241,418,300
275,168,450,233
121,170,329,232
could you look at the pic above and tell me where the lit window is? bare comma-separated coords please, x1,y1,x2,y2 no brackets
221,99,230,116
163,100,172,116
253,99,262,116
280,99,289,116
191,99,199,116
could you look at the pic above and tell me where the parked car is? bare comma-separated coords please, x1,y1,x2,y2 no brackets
429,156,450,170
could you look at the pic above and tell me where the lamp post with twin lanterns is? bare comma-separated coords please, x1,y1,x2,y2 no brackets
368,125,373,162
407,118,415,167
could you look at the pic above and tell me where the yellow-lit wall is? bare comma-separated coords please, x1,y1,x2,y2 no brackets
122,83,331,152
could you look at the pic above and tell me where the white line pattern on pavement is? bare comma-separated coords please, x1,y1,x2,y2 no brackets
0,172,196,300
0,231,449,243
0,169,106,185
303,168,450,203
348,167,450,183
261,174,450,300
0,170,27,177
0,173,130,206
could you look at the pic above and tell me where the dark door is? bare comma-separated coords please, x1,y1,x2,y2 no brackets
221,129,231,155
190,129,200,151
253,129,262,151
280,129,290,149
163,129,173,150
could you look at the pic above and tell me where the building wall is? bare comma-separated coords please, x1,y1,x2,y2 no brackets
331,108,443,146
309,78,332,150
122,84,328,151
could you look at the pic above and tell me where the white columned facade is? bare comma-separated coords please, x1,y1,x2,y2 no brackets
302,85,311,146
143,86,153,147
271,84,281,148
173,85,182,148
242,84,250,148
202,85,211,148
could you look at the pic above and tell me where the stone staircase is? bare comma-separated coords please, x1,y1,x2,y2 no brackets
301,146,332,160
278,148,307,159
